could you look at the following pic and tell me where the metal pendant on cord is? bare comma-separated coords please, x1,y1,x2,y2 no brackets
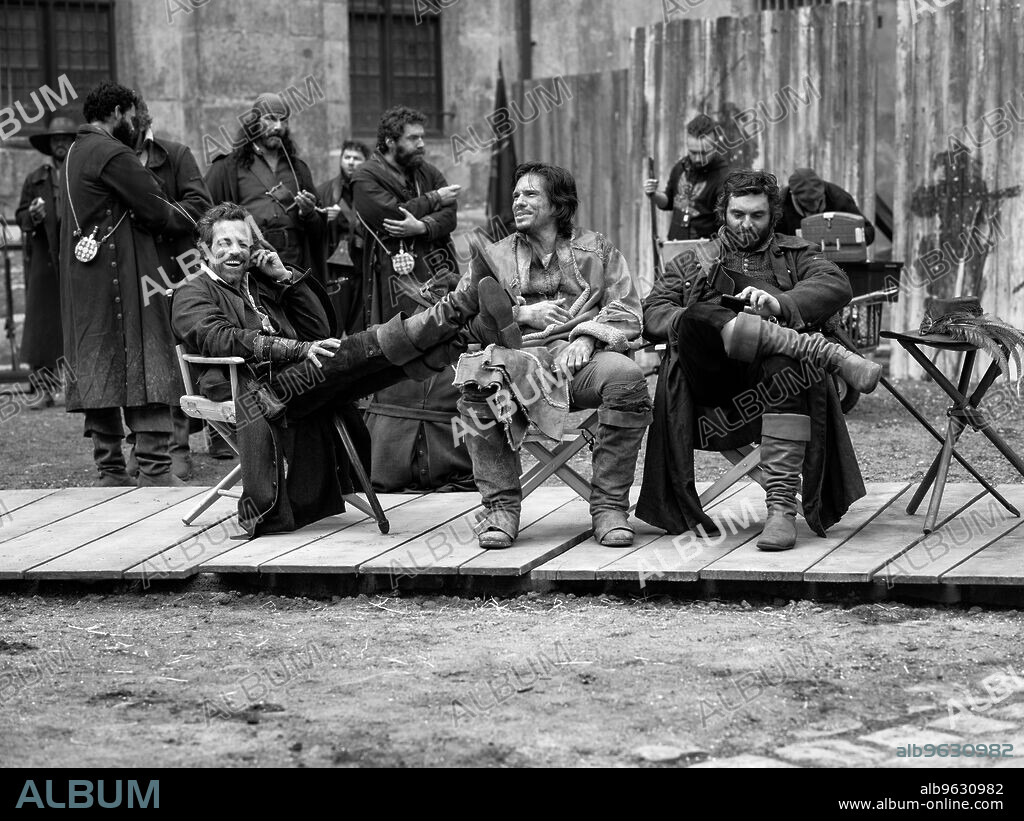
356,211,416,275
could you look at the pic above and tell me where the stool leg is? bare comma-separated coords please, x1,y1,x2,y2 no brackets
923,418,957,533
907,350,975,525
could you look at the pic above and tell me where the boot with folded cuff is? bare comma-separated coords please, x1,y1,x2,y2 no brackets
756,412,811,551
726,311,882,394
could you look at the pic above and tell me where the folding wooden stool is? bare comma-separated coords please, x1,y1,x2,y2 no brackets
175,345,390,533
880,329,1024,533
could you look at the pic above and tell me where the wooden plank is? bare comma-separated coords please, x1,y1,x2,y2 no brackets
940,523,1024,586
0,489,59,515
879,486,1024,585
125,508,248,582
459,495,592,576
0,488,200,580
531,520,666,582
257,492,485,575
359,487,577,578
0,487,132,546
26,491,233,580
532,481,729,581
200,494,415,574
702,483,910,582
803,485,984,583
596,483,766,583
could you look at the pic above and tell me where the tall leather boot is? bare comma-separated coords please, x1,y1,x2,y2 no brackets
589,408,651,546
135,432,185,487
170,408,194,480
458,397,522,548
474,278,521,348
756,413,811,551
727,311,882,393
91,433,134,487
376,276,513,372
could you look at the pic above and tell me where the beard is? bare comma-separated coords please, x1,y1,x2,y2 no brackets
111,117,136,147
721,221,773,253
394,144,425,169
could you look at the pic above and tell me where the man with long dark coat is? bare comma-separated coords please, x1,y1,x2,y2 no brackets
15,116,77,409
352,105,474,492
59,82,194,486
318,139,370,335
127,98,213,480
205,92,326,285
637,170,881,550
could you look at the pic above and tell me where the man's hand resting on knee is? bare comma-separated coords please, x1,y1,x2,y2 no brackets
555,336,596,376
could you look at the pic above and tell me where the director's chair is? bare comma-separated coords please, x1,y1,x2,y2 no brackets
175,345,390,533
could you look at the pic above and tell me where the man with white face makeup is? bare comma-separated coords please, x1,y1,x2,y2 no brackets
171,203,510,537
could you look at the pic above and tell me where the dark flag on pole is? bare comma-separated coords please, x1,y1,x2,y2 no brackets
485,61,518,242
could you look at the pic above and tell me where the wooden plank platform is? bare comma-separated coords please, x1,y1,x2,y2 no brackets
258,491,485,574
940,526,1024,586
358,486,578,578
595,483,768,583
702,483,911,582
0,483,1021,594
0,488,178,579
532,482,732,582
879,486,1024,585
26,490,232,580
0,487,132,547
200,494,416,574
803,485,985,584
0,489,59,515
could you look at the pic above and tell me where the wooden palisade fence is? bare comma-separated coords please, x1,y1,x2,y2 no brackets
892,0,1024,379
514,2,877,301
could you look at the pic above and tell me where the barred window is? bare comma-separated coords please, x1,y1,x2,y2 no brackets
760,0,832,9
350,0,444,137
0,0,116,134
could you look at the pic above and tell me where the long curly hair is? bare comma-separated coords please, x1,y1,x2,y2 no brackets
514,162,578,238
233,106,300,169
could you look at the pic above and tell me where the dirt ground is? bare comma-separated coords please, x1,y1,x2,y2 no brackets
1,589,1023,768
2,370,1024,769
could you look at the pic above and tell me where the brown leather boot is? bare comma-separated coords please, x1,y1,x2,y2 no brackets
727,311,882,394
756,413,811,551
589,408,651,547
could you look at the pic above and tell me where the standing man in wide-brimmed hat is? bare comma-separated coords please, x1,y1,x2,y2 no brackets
15,115,78,409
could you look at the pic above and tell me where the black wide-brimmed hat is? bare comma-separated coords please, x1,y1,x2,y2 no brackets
28,115,79,155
